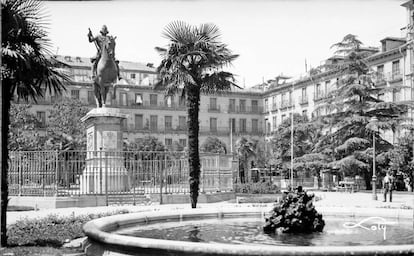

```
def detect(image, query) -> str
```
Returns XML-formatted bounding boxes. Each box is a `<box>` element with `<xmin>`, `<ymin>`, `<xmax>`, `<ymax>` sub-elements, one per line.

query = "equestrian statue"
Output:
<box><xmin>88</xmin><ymin>25</ymin><xmax>121</xmax><ymax>108</ymax></box>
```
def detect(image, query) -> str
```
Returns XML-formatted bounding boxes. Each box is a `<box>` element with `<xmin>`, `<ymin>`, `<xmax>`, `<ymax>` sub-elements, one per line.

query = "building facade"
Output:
<box><xmin>19</xmin><ymin>1</ymin><xmax>414</xmax><ymax>153</ymax></box>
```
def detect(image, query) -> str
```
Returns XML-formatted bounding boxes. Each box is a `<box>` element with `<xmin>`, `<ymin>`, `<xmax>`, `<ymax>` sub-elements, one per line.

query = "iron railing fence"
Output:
<box><xmin>8</xmin><ymin>150</ymin><xmax>235</xmax><ymax>197</ymax></box>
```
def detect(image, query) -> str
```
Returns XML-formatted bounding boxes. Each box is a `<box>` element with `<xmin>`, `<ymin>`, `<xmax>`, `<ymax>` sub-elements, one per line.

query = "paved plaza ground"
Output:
<box><xmin>7</xmin><ymin>191</ymin><xmax>414</xmax><ymax>225</ymax></box>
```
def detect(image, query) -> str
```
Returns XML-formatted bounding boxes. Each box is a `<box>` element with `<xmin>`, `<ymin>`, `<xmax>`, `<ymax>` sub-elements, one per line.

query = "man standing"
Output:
<box><xmin>88</xmin><ymin>25</ymin><xmax>121</xmax><ymax>79</ymax></box>
<box><xmin>383</xmin><ymin>172</ymin><xmax>394</xmax><ymax>202</ymax></box>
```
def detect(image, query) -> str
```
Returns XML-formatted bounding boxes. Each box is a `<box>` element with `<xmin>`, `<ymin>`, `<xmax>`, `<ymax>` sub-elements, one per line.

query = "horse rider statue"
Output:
<box><xmin>88</xmin><ymin>25</ymin><xmax>121</xmax><ymax>80</ymax></box>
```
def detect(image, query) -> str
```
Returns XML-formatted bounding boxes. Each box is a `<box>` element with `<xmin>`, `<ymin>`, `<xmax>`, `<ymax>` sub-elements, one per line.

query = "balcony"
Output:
<box><xmin>228</xmin><ymin>105</ymin><xmax>263</xmax><ymax>114</ymax></box>
<box><xmin>373</xmin><ymin>71</ymin><xmax>403</xmax><ymax>85</ymax></box>
<box><xmin>122</xmin><ymin>124</ymin><xmax>188</xmax><ymax>134</ymax></box>
<box><xmin>199</xmin><ymin>126</ymin><xmax>264</xmax><ymax>136</ymax></box>
<box><xmin>313</xmin><ymin>92</ymin><xmax>326</xmax><ymax>102</ymax></box>
<box><xmin>128</xmin><ymin>101</ymin><xmax>186</xmax><ymax>110</ymax></box>
<box><xmin>280</xmin><ymin>100</ymin><xmax>293</xmax><ymax>109</ymax></box>
<box><xmin>208</xmin><ymin>104</ymin><xmax>221</xmax><ymax>112</ymax></box>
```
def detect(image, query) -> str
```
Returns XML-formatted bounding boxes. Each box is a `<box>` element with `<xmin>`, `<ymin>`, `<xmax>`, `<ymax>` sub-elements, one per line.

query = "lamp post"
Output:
<box><xmin>290</xmin><ymin>84</ymin><xmax>294</xmax><ymax>189</ymax></box>
<box><xmin>371</xmin><ymin>116</ymin><xmax>378</xmax><ymax>201</ymax></box>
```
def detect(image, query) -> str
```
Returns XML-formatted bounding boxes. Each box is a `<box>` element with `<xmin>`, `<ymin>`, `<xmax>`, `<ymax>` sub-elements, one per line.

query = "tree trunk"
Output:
<box><xmin>1</xmin><ymin>80</ymin><xmax>10</xmax><ymax>246</ymax></box>
<box><xmin>187</xmin><ymin>85</ymin><xmax>200</xmax><ymax>208</ymax></box>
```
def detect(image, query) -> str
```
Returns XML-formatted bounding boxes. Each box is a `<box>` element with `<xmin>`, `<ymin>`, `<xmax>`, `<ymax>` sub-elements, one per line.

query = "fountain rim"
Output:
<box><xmin>83</xmin><ymin>206</ymin><xmax>414</xmax><ymax>256</ymax></box>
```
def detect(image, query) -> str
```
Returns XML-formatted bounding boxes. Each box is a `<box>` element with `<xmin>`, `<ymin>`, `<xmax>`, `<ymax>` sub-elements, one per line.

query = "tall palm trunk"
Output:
<box><xmin>187</xmin><ymin>84</ymin><xmax>200</xmax><ymax>208</ymax></box>
<box><xmin>1</xmin><ymin>80</ymin><xmax>10</xmax><ymax>246</ymax></box>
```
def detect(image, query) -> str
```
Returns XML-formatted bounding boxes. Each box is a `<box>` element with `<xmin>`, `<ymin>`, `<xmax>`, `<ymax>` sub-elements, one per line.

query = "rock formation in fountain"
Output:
<box><xmin>263</xmin><ymin>187</ymin><xmax>325</xmax><ymax>233</ymax></box>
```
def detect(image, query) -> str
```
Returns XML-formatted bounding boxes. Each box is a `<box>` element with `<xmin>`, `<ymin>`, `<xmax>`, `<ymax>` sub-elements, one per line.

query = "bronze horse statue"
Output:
<box><xmin>94</xmin><ymin>36</ymin><xmax>118</xmax><ymax>107</ymax></box>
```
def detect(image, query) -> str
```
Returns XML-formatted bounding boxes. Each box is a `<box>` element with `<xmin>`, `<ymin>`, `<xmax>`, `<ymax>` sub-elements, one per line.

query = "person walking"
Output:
<box><xmin>383</xmin><ymin>172</ymin><xmax>394</xmax><ymax>202</ymax></box>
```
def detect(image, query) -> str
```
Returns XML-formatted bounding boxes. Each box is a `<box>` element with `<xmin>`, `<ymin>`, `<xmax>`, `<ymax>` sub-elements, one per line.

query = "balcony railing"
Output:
<box><xmin>280</xmin><ymin>100</ymin><xmax>293</xmax><ymax>109</ymax></box>
<box><xmin>314</xmin><ymin>92</ymin><xmax>326</xmax><ymax>101</ymax></box>
<box><xmin>208</xmin><ymin>104</ymin><xmax>221</xmax><ymax>112</ymax></box>
<box><xmin>122</xmin><ymin>125</ymin><xmax>188</xmax><ymax>134</ymax></box>
<box><xmin>373</xmin><ymin>71</ymin><xmax>403</xmax><ymax>85</ymax></box>
<box><xmin>228</xmin><ymin>105</ymin><xmax>264</xmax><ymax>114</ymax></box>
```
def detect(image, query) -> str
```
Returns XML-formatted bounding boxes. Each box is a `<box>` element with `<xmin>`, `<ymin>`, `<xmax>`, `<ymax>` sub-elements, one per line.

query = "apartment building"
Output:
<box><xmin>27</xmin><ymin>55</ymin><xmax>264</xmax><ymax>153</ymax></box>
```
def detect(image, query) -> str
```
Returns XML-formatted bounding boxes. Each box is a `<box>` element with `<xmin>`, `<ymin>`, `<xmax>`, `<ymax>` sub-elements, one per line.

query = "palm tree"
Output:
<box><xmin>235</xmin><ymin>137</ymin><xmax>256</xmax><ymax>183</ymax></box>
<box><xmin>1</xmin><ymin>0</ymin><xmax>70</xmax><ymax>245</ymax></box>
<box><xmin>155</xmin><ymin>21</ymin><xmax>238</xmax><ymax>208</ymax></box>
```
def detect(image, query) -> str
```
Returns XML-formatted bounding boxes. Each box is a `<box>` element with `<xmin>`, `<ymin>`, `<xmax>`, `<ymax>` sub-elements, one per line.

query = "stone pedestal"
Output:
<box><xmin>80</xmin><ymin>108</ymin><xmax>130</xmax><ymax>194</ymax></box>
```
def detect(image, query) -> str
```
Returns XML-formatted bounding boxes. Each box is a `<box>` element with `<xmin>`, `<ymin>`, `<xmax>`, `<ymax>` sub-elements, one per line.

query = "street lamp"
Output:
<box><xmin>371</xmin><ymin>116</ymin><xmax>378</xmax><ymax>201</ymax></box>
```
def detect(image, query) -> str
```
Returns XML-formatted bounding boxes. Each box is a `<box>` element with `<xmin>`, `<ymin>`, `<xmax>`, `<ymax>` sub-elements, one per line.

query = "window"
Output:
<box><xmin>71</xmin><ymin>90</ymin><xmax>79</xmax><ymax>99</ymax></box>
<box><xmin>230</xmin><ymin>118</ymin><xmax>236</xmax><ymax>132</ymax></box>
<box><xmin>87</xmin><ymin>91</ymin><xmax>95</xmax><ymax>105</ymax></box>
<box><xmin>251</xmin><ymin>100</ymin><xmax>258</xmax><ymax>112</ymax></box>
<box><xmin>252</xmin><ymin>119</ymin><xmax>258</xmax><ymax>133</ymax></box>
<box><xmin>150</xmin><ymin>115</ymin><xmax>158</xmax><ymax>130</ymax></box>
<box><xmin>179</xmin><ymin>139</ymin><xmax>187</xmax><ymax>147</ymax></box>
<box><xmin>266</xmin><ymin>120</ymin><xmax>270</xmax><ymax>134</ymax></box>
<box><xmin>239</xmin><ymin>99</ymin><xmax>246</xmax><ymax>112</ymax></box>
<box><xmin>150</xmin><ymin>94</ymin><xmax>157</xmax><ymax>106</ymax></box>
<box><xmin>210</xmin><ymin>117</ymin><xmax>217</xmax><ymax>132</ymax></box>
<box><xmin>272</xmin><ymin>96</ymin><xmax>277</xmax><ymax>110</ymax></box>
<box><xmin>179</xmin><ymin>96</ymin><xmax>186</xmax><ymax>107</ymax></box>
<box><xmin>392</xmin><ymin>60</ymin><xmax>400</xmax><ymax>78</ymax></box>
<box><xmin>135</xmin><ymin>93</ymin><xmax>143</xmax><ymax>105</ymax></box>
<box><xmin>36</xmin><ymin>111</ymin><xmax>46</xmax><ymax>127</ymax></box>
<box><xmin>165</xmin><ymin>138</ymin><xmax>173</xmax><ymax>147</ymax></box>
<box><xmin>121</xmin><ymin>119</ymin><xmax>128</xmax><ymax>130</ymax></box>
<box><xmin>135</xmin><ymin>114</ymin><xmax>143</xmax><ymax>130</ymax></box>
<box><xmin>264</xmin><ymin>99</ymin><xmax>269</xmax><ymax>112</ymax></box>
<box><xmin>325</xmin><ymin>80</ymin><xmax>330</xmax><ymax>94</ymax></box>
<box><xmin>301</xmin><ymin>88</ymin><xmax>307</xmax><ymax>103</ymax></box>
<box><xmin>165</xmin><ymin>116</ymin><xmax>172</xmax><ymax>130</ymax></box>
<box><xmin>209</xmin><ymin>98</ymin><xmax>217</xmax><ymax>111</ymax></box>
<box><xmin>229</xmin><ymin>99</ymin><xmax>236</xmax><ymax>112</ymax></box>
<box><xmin>239</xmin><ymin>119</ymin><xmax>246</xmax><ymax>133</ymax></box>
<box><xmin>179</xmin><ymin>116</ymin><xmax>187</xmax><ymax>130</ymax></box>
<box><xmin>130</xmin><ymin>73</ymin><xmax>136</xmax><ymax>79</ymax></box>
<box><xmin>316</xmin><ymin>84</ymin><xmax>322</xmax><ymax>99</ymax></box>
<box><xmin>393</xmin><ymin>90</ymin><xmax>401</xmax><ymax>102</ymax></box>
<box><xmin>165</xmin><ymin>95</ymin><xmax>173</xmax><ymax>108</ymax></box>
<box><xmin>272</xmin><ymin>116</ymin><xmax>277</xmax><ymax>130</ymax></box>
<box><xmin>281</xmin><ymin>93</ymin><xmax>287</xmax><ymax>107</ymax></box>
<box><xmin>377</xmin><ymin>65</ymin><xmax>384</xmax><ymax>76</ymax></box>
<box><xmin>119</xmin><ymin>92</ymin><xmax>128</xmax><ymax>106</ymax></box>
<box><xmin>282</xmin><ymin>114</ymin><xmax>286</xmax><ymax>121</ymax></box>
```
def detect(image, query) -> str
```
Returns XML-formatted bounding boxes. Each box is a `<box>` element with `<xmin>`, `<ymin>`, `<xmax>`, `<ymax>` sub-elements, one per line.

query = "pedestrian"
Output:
<box><xmin>383</xmin><ymin>172</ymin><xmax>394</xmax><ymax>202</ymax></box>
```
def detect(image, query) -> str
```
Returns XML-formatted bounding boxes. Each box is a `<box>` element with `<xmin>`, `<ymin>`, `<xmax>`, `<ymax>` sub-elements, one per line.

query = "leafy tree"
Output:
<box><xmin>293</xmin><ymin>153</ymin><xmax>329</xmax><ymax>188</ymax></box>
<box><xmin>271</xmin><ymin>113</ymin><xmax>323</xmax><ymax>171</ymax></box>
<box><xmin>155</xmin><ymin>21</ymin><xmax>238</xmax><ymax>208</ymax></box>
<box><xmin>315</xmin><ymin>34</ymin><xmax>408</xmax><ymax>187</ymax></box>
<box><xmin>235</xmin><ymin>137</ymin><xmax>256</xmax><ymax>183</ymax></box>
<box><xmin>8</xmin><ymin>104</ymin><xmax>45</xmax><ymax>151</ymax></box>
<box><xmin>124</xmin><ymin>136</ymin><xmax>166</xmax><ymax>152</ymax></box>
<box><xmin>200</xmin><ymin>137</ymin><xmax>227</xmax><ymax>154</ymax></box>
<box><xmin>46</xmin><ymin>97</ymin><xmax>89</xmax><ymax>150</ymax></box>
<box><xmin>1</xmin><ymin>0</ymin><xmax>70</xmax><ymax>245</ymax></box>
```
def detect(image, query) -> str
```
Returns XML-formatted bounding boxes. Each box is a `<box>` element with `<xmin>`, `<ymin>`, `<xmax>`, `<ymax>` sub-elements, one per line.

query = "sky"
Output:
<box><xmin>44</xmin><ymin>0</ymin><xmax>408</xmax><ymax>88</ymax></box>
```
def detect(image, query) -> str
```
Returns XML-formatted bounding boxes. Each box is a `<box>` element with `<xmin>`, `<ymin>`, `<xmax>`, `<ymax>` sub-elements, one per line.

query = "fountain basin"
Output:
<box><xmin>83</xmin><ymin>206</ymin><xmax>414</xmax><ymax>256</ymax></box>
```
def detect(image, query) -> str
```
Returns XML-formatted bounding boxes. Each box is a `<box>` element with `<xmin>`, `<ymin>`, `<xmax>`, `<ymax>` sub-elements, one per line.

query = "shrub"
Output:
<box><xmin>263</xmin><ymin>189</ymin><xmax>325</xmax><ymax>234</ymax></box>
<box><xmin>7</xmin><ymin>209</ymin><xmax>130</xmax><ymax>247</ymax></box>
<box><xmin>234</xmin><ymin>181</ymin><xmax>278</xmax><ymax>194</ymax></box>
